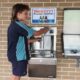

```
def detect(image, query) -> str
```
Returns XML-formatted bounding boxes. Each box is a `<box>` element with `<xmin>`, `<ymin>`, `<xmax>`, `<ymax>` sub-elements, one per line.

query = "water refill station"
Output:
<box><xmin>62</xmin><ymin>8</ymin><xmax>80</xmax><ymax>67</ymax></box>
<box><xmin>27</xmin><ymin>8</ymin><xmax>57</xmax><ymax>79</ymax></box>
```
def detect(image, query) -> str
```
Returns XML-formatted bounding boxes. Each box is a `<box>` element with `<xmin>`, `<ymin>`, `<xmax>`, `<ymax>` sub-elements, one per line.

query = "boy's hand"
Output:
<box><xmin>33</xmin><ymin>26</ymin><xmax>51</xmax><ymax>37</ymax></box>
<box><xmin>42</xmin><ymin>26</ymin><xmax>50</xmax><ymax>33</ymax></box>
<box><xmin>28</xmin><ymin>38</ymin><xmax>41</xmax><ymax>43</ymax></box>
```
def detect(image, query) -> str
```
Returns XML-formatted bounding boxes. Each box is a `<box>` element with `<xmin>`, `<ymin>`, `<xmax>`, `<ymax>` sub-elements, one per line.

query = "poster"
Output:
<box><xmin>31</xmin><ymin>8</ymin><xmax>56</xmax><ymax>25</ymax></box>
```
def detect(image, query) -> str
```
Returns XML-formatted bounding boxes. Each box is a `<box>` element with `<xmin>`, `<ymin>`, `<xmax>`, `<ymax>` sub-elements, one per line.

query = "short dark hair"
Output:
<box><xmin>11</xmin><ymin>3</ymin><xmax>30</xmax><ymax>21</ymax></box>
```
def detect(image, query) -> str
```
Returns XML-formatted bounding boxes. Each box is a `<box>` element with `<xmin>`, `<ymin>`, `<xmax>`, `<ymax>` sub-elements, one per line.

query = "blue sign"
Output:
<box><xmin>31</xmin><ymin>8</ymin><xmax>57</xmax><ymax>25</ymax></box>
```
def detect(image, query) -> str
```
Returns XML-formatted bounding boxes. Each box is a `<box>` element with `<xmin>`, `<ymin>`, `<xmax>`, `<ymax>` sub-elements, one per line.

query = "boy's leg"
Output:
<box><xmin>10</xmin><ymin>75</ymin><xmax>20</xmax><ymax>80</ymax></box>
<box><xmin>11</xmin><ymin>61</ymin><xmax>28</xmax><ymax>80</ymax></box>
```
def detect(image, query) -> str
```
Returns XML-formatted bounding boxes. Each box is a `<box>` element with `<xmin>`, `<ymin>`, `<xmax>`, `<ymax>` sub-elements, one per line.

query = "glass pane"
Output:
<box><xmin>64</xmin><ymin>10</ymin><xmax>80</xmax><ymax>34</ymax></box>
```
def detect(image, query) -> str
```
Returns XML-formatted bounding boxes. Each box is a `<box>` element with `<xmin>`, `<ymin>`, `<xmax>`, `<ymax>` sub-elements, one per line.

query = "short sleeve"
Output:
<box><xmin>15</xmin><ymin>21</ymin><xmax>36</xmax><ymax>38</ymax></box>
<box><xmin>27</xmin><ymin>28</ymin><xmax>36</xmax><ymax>38</ymax></box>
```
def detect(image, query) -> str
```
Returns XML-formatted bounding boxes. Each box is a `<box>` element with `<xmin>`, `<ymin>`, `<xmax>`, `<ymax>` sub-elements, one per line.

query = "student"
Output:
<box><xmin>7</xmin><ymin>3</ymin><xmax>49</xmax><ymax>80</ymax></box>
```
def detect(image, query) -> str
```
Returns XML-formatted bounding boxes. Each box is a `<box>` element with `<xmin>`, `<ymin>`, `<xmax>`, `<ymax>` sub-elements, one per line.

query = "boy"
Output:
<box><xmin>7</xmin><ymin>3</ymin><xmax>49</xmax><ymax>80</ymax></box>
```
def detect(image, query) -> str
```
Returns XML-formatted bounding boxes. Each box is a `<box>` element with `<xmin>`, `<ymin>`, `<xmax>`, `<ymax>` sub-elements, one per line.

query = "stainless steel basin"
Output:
<box><xmin>29</xmin><ymin>58</ymin><xmax>57</xmax><ymax>65</ymax></box>
<box><xmin>28</xmin><ymin>58</ymin><xmax>57</xmax><ymax>78</ymax></box>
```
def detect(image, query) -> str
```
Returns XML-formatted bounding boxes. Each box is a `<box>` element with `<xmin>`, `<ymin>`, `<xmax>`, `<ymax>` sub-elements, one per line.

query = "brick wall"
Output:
<box><xmin>0</xmin><ymin>0</ymin><xmax>80</xmax><ymax>80</ymax></box>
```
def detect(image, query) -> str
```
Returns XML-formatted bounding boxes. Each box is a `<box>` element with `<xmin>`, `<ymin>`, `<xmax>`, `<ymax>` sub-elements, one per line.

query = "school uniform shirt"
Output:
<box><xmin>7</xmin><ymin>20</ymin><xmax>35</xmax><ymax>62</ymax></box>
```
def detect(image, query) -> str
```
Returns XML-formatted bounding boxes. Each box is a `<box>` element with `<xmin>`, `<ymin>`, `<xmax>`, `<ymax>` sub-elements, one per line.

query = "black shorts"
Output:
<box><xmin>11</xmin><ymin>60</ymin><xmax>28</xmax><ymax>76</ymax></box>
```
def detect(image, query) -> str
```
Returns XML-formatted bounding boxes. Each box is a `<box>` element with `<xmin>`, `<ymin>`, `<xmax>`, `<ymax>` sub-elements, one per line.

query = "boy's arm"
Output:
<box><xmin>28</xmin><ymin>27</ymin><xmax>50</xmax><ymax>43</ymax></box>
<box><xmin>16</xmin><ymin>21</ymin><xmax>49</xmax><ymax>38</ymax></box>
<box><xmin>28</xmin><ymin>38</ymin><xmax>41</xmax><ymax>44</ymax></box>
<box><xmin>33</xmin><ymin>27</ymin><xmax>50</xmax><ymax>37</ymax></box>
